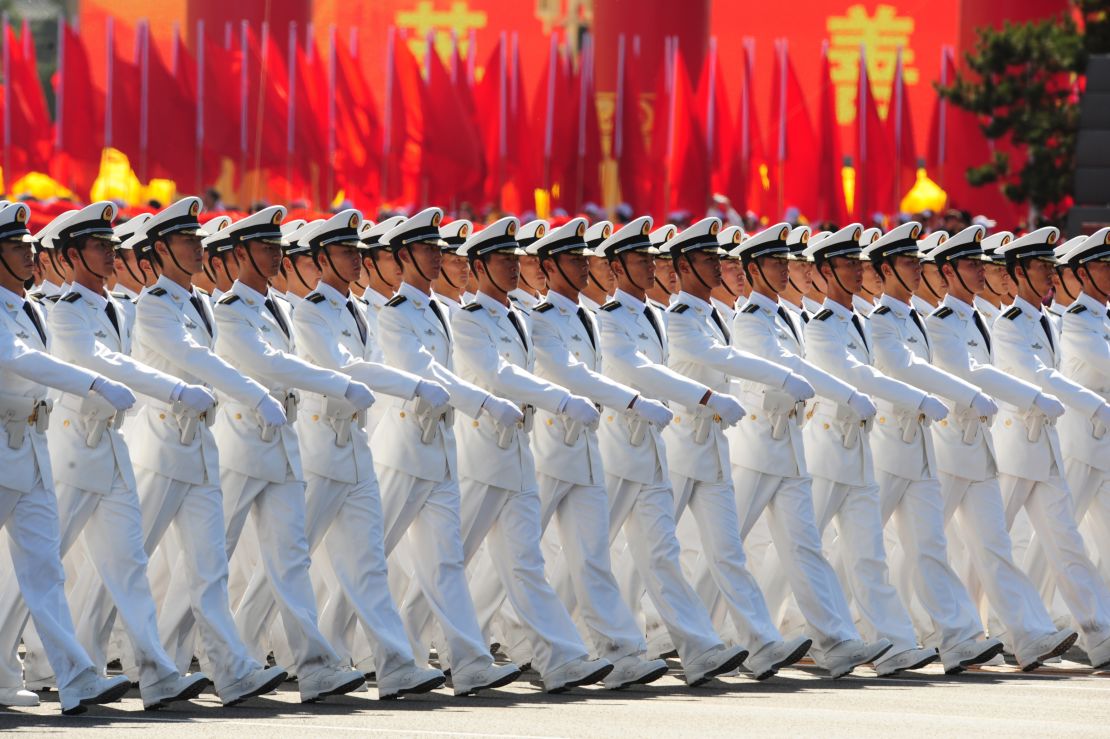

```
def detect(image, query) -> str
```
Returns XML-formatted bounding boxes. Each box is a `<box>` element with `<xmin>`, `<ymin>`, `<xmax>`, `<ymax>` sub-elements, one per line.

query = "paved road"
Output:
<box><xmin>3</xmin><ymin>660</ymin><xmax>1109</xmax><ymax>737</ymax></box>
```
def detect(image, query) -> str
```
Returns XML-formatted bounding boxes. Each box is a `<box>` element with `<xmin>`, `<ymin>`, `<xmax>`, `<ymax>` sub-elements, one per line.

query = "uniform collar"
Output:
<box><xmin>231</xmin><ymin>279</ymin><xmax>267</xmax><ymax>307</ymax></box>
<box><xmin>432</xmin><ymin>290</ymin><xmax>461</xmax><ymax>311</ymax></box>
<box><xmin>612</xmin><ymin>288</ymin><xmax>645</xmax><ymax>312</ymax></box>
<box><xmin>114</xmin><ymin>284</ymin><xmax>140</xmax><ymax>300</ymax></box>
<box><xmin>822</xmin><ymin>297</ymin><xmax>855</xmax><ymax>320</ymax></box>
<box><xmin>545</xmin><ymin>289</ymin><xmax>580</xmax><ymax>313</ymax></box>
<box><xmin>779</xmin><ymin>296</ymin><xmax>803</xmax><ymax>314</ymax></box>
<box><xmin>154</xmin><ymin>274</ymin><xmax>193</xmax><ymax>303</ymax></box>
<box><xmin>475</xmin><ymin>290</ymin><xmax>512</xmax><ymax>319</ymax></box>
<box><xmin>676</xmin><ymin>290</ymin><xmax>712</xmax><ymax>313</ymax></box>
<box><xmin>943</xmin><ymin>293</ymin><xmax>975</xmax><ymax>317</ymax></box>
<box><xmin>71</xmin><ymin>280</ymin><xmax>108</xmax><ymax>309</ymax></box>
<box><xmin>1074</xmin><ymin>291</ymin><xmax>1107</xmax><ymax>313</ymax></box>
<box><xmin>314</xmin><ymin>280</ymin><xmax>349</xmax><ymax>306</ymax></box>
<box><xmin>37</xmin><ymin>279</ymin><xmax>63</xmax><ymax>297</ymax></box>
<box><xmin>362</xmin><ymin>286</ymin><xmax>391</xmax><ymax>308</ymax></box>
<box><xmin>398</xmin><ymin>281</ymin><xmax>432</xmax><ymax>305</ymax></box>
<box><xmin>747</xmin><ymin>290</ymin><xmax>779</xmax><ymax>314</ymax></box>
<box><xmin>1012</xmin><ymin>295</ymin><xmax>1042</xmax><ymax>319</ymax></box>
<box><xmin>878</xmin><ymin>293</ymin><xmax>912</xmax><ymax>316</ymax></box>
<box><xmin>0</xmin><ymin>284</ymin><xmax>27</xmax><ymax>312</ymax></box>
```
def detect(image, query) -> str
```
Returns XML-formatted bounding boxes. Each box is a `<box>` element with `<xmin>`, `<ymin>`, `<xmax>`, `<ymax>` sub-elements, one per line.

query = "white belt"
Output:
<box><xmin>0</xmin><ymin>392</ymin><xmax>51</xmax><ymax>449</ymax></box>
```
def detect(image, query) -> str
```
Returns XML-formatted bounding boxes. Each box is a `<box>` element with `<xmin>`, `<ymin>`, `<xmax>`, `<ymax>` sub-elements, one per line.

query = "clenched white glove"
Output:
<box><xmin>343</xmin><ymin>381</ymin><xmax>376</xmax><ymax>411</ymax></box>
<box><xmin>255</xmin><ymin>394</ymin><xmax>288</xmax><ymax>426</ymax></box>
<box><xmin>846</xmin><ymin>391</ymin><xmax>877</xmax><ymax>420</ymax></box>
<box><xmin>918</xmin><ymin>395</ymin><xmax>949</xmax><ymax>423</ymax></box>
<box><xmin>632</xmin><ymin>396</ymin><xmax>673</xmax><ymax>426</ymax></box>
<box><xmin>969</xmin><ymin>392</ymin><xmax>998</xmax><ymax>418</ymax></box>
<box><xmin>415</xmin><ymin>380</ymin><xmax>451</xmax><ymax>408</ymax></box>
<box><xmin>561</xmin><ymin>395</ymin><xmax>601</xmax><ymax>426</ymax></box>
<box><xmin>1032</xmin><ymin>392</ymin><xmax>1065</xmax><ymax>419</ymax></box>
<box><xmin>482</xmin><ymin>395</ymin><xmax>524</xmax><ymax>427</ymax></box>
<box><xmin>781</xmin><ymin>373</ymin><xmax>815</xmax><ymax>402</ymax></box>
<box><xmin>1094</xmin><ymin>403</ymin><xmax>1110</xmax><ymax>429</ymax></box>
<box><xmin>90</xmin><ymin>376</ymin><xmax>136</xmax><ymax>412</ymax></box>
<box><xmin>705</xmin><ymin>392</ymin><xmax>745</xmax><ymax>425</ymax></box>
<box><xmin>176</xmin><ymin>384</ymin><xmax>216</xmax><ymax>414</ymax></box>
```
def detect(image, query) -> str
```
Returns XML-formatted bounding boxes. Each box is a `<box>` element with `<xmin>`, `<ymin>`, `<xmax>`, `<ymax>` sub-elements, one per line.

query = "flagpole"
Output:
<box><xmin>665</xmin><ymin>36</ymin><xmax>678</xmax><ymax>218</ymax></box>
<box><xmin>2</xmin><ymin>13</ymin><xmax>11</xmax><ymax>189</ymax></box>
<box><xmin>938</xmin><ymin>46</ymin><xmax>948</xmax><ymax>189</ymax></box>
<box><xmin>239</xmin><ymin>21</ymin><xmax>248</xmax><ymax>204</ymax></box>
<box><xmin>105</xmin><ymin>15</ymin><xmax>114</xmax><ymax>152</ymax></box>
<box><xmin>858</xmin><ymin>43</ymin><xmax>866</xmax><ymax>220</ymax></box>
<box><xmin>706</xmin><ymin>36</ymin><xmax>717</xmax><ymax>178</ymax></box>
<box><xmin>741</xmin><ymin>38</ymin><xmax>753</xmax><ymax>204</ymax></box>
<box><xmin>139</xmin><ymin>20</ymin><xmax>150</xmax><ymax>183</ymax></box>
<box><xmin>196</xmin><ymin>19</ymin><xmax>205</xmax><ymax>194</ymax></box>
<box><xmin>497</xmin><ymin>31</ymin><xmax>507</xmax><ymax>209</ymax></box>
<box><xmin>327</xmin><ymin>24</ymin><xmax>336</xmax><ymax>206</ymax></box>
<box><xmin>287</xmin><ymin>21</ymin><xmax>296</xmax><ymax>204</ymax></box>
<box><xmin>542</xmin><ymin>33</ymin><xmax>557</xmax><ymax>195</ymax></box>
<box><xmin>893</xmin><ymin>46</ymin><xmax>904</xmax><ymax>211</ymax></box>
<box><xmin>575</xmin><ymin>32</ymin><xmax>591</xmax><ymax>212</ymax></box>
<box><xmin>382</xmin><ymin>26</ymin><xmax>395</xmax><ymax>203</ymax></box>
<box><xmin>423</xmin><ymin>29</ymin><xmax>435</xmax><ymax>207</ymax></box>
<box><xmin>777</xmin><ymin>39</ymin><xmax>786</xmax><ymax>219</ymax></box>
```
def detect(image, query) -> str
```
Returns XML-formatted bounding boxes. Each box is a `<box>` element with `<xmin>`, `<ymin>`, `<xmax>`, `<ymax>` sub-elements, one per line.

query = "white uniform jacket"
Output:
<box><xmin>594</xmin><ymin>289</ymin><xmax>707</xmax><ymax>484</ymax></box>
<box><xmin>728</xmin><ymin>291</ymin><xmax>857</xmax><ymax>479</ymax></box>
<box><xmin>802</xmin><ymin>298</ymin><xmax>928</xmax><ymax>486</ymax></box>
<box><xmin>371</xmin><ymin>282</ymin><xmax>489</xmax><ymax>483</ymax></box>
<box><xmin>1057</xmin><ymin>292</ymin><xmax>1110</xmax><ymax>472</ymax></box>
<box><xmin>127</xmin><ymin>276</ymin><xmax>270</xmax><ymax>485</ymax></box>
<box><xmin>291</xmin><ymin>281</ymin><xmax>421</xmax><ymax>485</ymax></box>
<box><xmin>451</xmin><ymin>291</ymin><xmax>571</xmax><ymax>490</ymax></box>
<box><xmin>991</xmin><ymin>295</ymin><xmax>1105</xmax><ymax>481</ymax></box>
<box><xmin>529</xmin><ymin>290</ymin><xmax>637</xmax><ymax>487</ymax></box>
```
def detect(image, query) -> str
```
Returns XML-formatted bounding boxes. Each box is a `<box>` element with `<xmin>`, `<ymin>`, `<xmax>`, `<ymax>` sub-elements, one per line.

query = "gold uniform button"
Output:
<box><xmin>312</xmin><ymin>414</ymin><xmax>319</xmax><ymax>421</ymax></box>
<box><xmin>713</xmin><ymin>414</ymin><xmax>721</xmax><ymax>422</ymax></box>
<box><xmin>472</xmin><ymin>420</ymin><xmax>479</xmax><ymax>427</ymax></box>
<box><xmin>940</xmin><ymin>419</ymin><xmax>948</xmax><ymax>427</ymax></box>
<box><xmin>399</xmin><ymin>411</ymin><xmax>406</xmax><ymax>418</ymax></box>
<box><xmin>878</xmin><ymin>416</ymin><xmax>886</xmax><ymax>424</ymax></box>
<box><xmin>235</xmin><ymin>413</ymin><xmax>242</xmax><ymax>420</ymax></box>
<box><xmin>1004</xmin><ymin>419</ymin><xmax>1012</xmax><ymax>427</ymax></box>
<box><xmin>546</xmin><ymin>418</ymin><xmax>553</xmax><ymax>426</ymax></box>
<box><xmin>63</xmin><ymin>419</ymin><xmax>70</xmax><ymax>427</ymax></box>
<box><xmin>823</xmin><ymin>422</ymin><xmax>830</xmax><ymax>430</ymax></box>
<box><xmin>749</xmin><ymin>414</ymin><xmax>757</xmax><ymax>420</ymax></box>
<box><xmin>607</xmin><ymin>416</ymin><xmax>614</xmax><ymax>422</ymax></box>
<box><xmin>674</xmin><ymin>416</ymin><xmax>681</xmax><ymax>424</ymax></box>
<box><xmin>574</xmin><ymin>352</ymin><xmax>580</xmax><ymax>358</ymax></box>
<box><xmin>159</xmin><ymin>413</ymin><xmax>166</xmax><ymax>420</ymax></box>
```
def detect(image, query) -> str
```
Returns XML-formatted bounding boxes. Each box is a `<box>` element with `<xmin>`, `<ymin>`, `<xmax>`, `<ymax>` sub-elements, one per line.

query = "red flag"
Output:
<box><xmin>532</xmin><ymin>34</ymin><xmax>571</xmax><ymax>199</ymax></box>
<box><xmin>51</xmin><ymin>20</ymin><xmax>104</xmax><ymax>194</ymax></box>
<box><xmin>332</xmin><ymin>33</ymin><xmax>382</xmax><ymax>209</ymax></box>
<box><xmin>563</xmin><ymin>33</ymin><xmax>602</xmax><ymax>213</ymax></box>
<box><xmin>145</xmin><ymin>30</ymin><xmax>196</xmax><ymax>184</ymax></box>
<box><xmin>650</xmin><ymin>40</ymin><xmax>709</xmax><ymax>219</ymax></box>
<box><xmin>381</xmin><ymin>29</ymin><xmax>424</xmax><ymax>206</ymax></box>
<box><xmin>815</xmin><ymin>41</ymin><xmax>847</xmax><ymax>224</ymax></box>
<box><xmin>106</xmin><ymin>19</ymin><xmax>142</xmax><ymax>166</ymax></box>
<box><xmin>615</xmin><ymin>34</ymin><xmax>651</xmax><ymax>213</ymax></box>
<box><xmin>886</xmin><ymin>47</ymin><xmax>917</xmax><ymax>210</ymax></box>
<box><xmin>723</xmin><ymin>38</ymin><xmax>767</xmax><ymax>215</ymax></box>
<box><xmin>767</xmin><ymin>39</ymin><xmax>817</xmax><ymax>219</ymax></box>
<box><xmin>423</xmin><ymin>35</ymin><xmax>485</xmax><ymax>208</ymax></box>
<box><xmin>852</xmin><ymin>45</ymin><xmax>893</xmax><ymax>222</ymax></box>
<box><xmin>696</xmin><ymin>37</ymin><xmax>732</xmax><ymax>196</ymax></box>
<box><xmin>2</xmin><ymin>20</ymin><xmax>52</xmax><ymax>182</ymax></box>
<box><xmin>196</xmin><ymin>22</ymin><xmax>242</xmax><ymax>188</ymax></box>
<box><xmin>242</xmin><ymin>25</ymin><xmax>290</xmax><ymax>180</ymax></box>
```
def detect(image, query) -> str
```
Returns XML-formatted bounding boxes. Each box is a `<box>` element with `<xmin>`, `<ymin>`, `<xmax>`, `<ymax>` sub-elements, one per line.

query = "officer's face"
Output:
<box><xmin>984</xmin><ymin>263</ymin><xmax>1014</xmax><ymax>295</ymax></box>
<box><xmin>0</xmin><ymin>241</ymin><xmax>33</xmax><ymax>281</ymax></box>
<box><xmin>720</xmin><ymin>258</ymin><xmax>745</xmax><ymax>294</ymax></box>
<box><xmin>439</xmin><ymin>252</ymin><xmax>470</xmax><ymax>289</ymax></box>
<box><xmin>787</xmin><ymin>259</ymin><xmax>813</xmax><ymax>292</ymax></box>
<box><xmin>827</xmin><ymin>256</ymin><xmax>864</xmax><ymax>292</ymax></box>
<box><xmin>653</xmin><ymin>257</ymin><xmax>676</xmax><ymax>292</ymax></box>
<box><xmin>483</xmin><ymin>252</ymin><xmax>519</xmax><ymax>290</ymax></box>
<box><xmin>286</xmin><ymin>254</ymin><xmax>321</xmax><ymax>287</ymax></box>
<box><xmin>588</xmin><ymin>256</ymin><xmax>616</xmax><ymax>293</ymax></box>
<box><xmin>115</xmin><ymin>248</ymin><xmax>148</xmax><ymax>283</ymax></box>
<box><xmin>164</xmin><ymin>233</ymin><xmax>204</xmax><ymax>274</ymax></box>
<box><xmin>620</xmin><ymin>252</ymin><xmax>656</xmax><ymax>289</ymax></box>
<box><xmin>757</xmin><ymin>256</ymin><xmax>790</xmax><ymax>293</ymax></box>
<box><xmin>1020</xmin><ymin>258</ymin><xmax>1055</xmax><ymax>296</ymax></box>
<box><xmin>684</xmin><ymin>251</ymin><xmax>722</xmax><ymax>288</ymax></box>
<box><xmin>921</xmin><ymin>262</ymin><xmax>947</xmax><ymax>293</ymax></box>
<box><xmin>1082</xmin><ymin>261</ymin><xmax>1110</xmax><ymax>299</ymax></box>
<box><xmin>327</xmin><ymin>244</ymin><xmax>363</xmax><ymax>283</ymax></box>
<box><xmin>952</xmin><ymin>257</ymin><xmax>986</xmax><ymax>293</ymax></box>
<box><xmin>408</xmin><ymin>241</ymin><xmax>442</xmax><ymax>280</ymax></box>
<box><xmin>519</xmin><ymin>255</ymin><xmax>547</xmax><ymax>292</ymax></box>
<box><xmin>552</xmin><ymin>252</ymin><xmax>589</xmax><ymax>292</ymax></box>
<box><xmin>364</xmin><ymin>251</ymin><xmax>402</xmax><ymax>285</ymax></box>
<box><xmin>243</xmin><ymin>240</ymin><xmax>282</xmax><ymax>279</ymax></box>
<box><xmin>76</xmin><ymin>237</ymin><xmax>117</xmax><ymax>277</ymax></box>
<box><xmin>888</xmin><ymin>255</ymin><xmax>922</xmax><ymax>290</ymax></box>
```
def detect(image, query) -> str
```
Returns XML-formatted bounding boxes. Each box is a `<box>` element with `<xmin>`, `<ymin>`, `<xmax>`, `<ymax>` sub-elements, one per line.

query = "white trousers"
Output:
<box><xmin>670</xmin><ymin>472</ymin><xmax>781</xmax><ymax>653</ymax></box>
<box><xmin>0</xmin><ymin>477</ymin><xmax>95</xmax><ymax>692</ymax></box>
<box><xmin>729</xmin><ymin>467</ymin><xmax>859</xmax><ymax>654</ymax></box>
<box><xmin>998</xmin><ymin>473</ymin><xmax>1110</xmax><ymax>649</ymax></box>
<box><xmin>810</xmin><ymin>476</ymin><xmax>918</xmax><ymax>653</ymax></box>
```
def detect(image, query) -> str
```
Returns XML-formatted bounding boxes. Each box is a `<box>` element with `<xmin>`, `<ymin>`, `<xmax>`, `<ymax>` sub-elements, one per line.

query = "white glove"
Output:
<box><xmin>969</xmin><ymin>392</ymin><xmax>998</xmax><ymax>418</ymax></box>
<box><xmin>918</xmin><ymin>395</ymin><xmax>949</xmax><ymax>423</ymax></box>
<box><xmin>561</xmin><ymin>395</ymin><xmax>601</xmax><ymax>426</ymax></box>
<box><xmin>846</xmin><ymin>391</ymin><xmax>877</xmax><ymax>421</ymax></box>
<box><xmin>1032</xmin><ymin>392</ymin><xmax>1066</xmax><ymax>419</ymax></box>
<box><xmin>1094</xmin><ymin>404</ymin><xmax>1110</xmax><ymax>429</ymax></box>
<box><xmin>255</xmin><ymin>394</ymin><xmax>288</xmax><ymax>426</ymax></box>
<box><xmin>482</xmin><ymin>395</ymin><xmax>524</xmax><ymax>427</ymax></box>
<box><xmin>781</xmin><ymin>373</ymin><xmax>815</xmax><ymax>402</ymax></box>
<box><xmin>415</xmin><ymin>380</ymin><xmax>451</xmax><ymax>408</ymax></box>
<box><xmin>631</xmin><ymin>396</ymin><xmax>674</xmax><ymax>426</ymax></box>
<box><xmin>90</xmin><ymin>376</ymin><xmax>136</xmax><ymax>412</ymax></box>
<box><xmin>176</xmin><ymin>384</ymin><xmax>216</xmax><ymax>414</ymax></box>
<box><xmin>343</xmin><ymin>381</ymin><xmax>376</xmax><ymax>411</ymax></box>
<box><xmin>705</xmin><ymin>392</ymin><xmax>745</xmax><ymax>425</ymax></box>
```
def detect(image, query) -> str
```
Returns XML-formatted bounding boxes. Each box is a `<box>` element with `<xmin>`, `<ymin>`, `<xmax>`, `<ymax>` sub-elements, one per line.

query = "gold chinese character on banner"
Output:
<box><xmin>395</xmin><ymin>1</ymin><xmax>488</xmax><ymax>67</ymax></box>
<box><xmin>827</xmin><ymin>4</ymin><xmax>918</xmax><ymax>125</ymax></box>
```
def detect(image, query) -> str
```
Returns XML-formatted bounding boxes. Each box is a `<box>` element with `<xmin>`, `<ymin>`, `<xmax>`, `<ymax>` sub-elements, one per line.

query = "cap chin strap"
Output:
<box><xmin>1055</xmin><ymin>266</ymin><xmax>1077</xmax><ymax>301</ymax></box>
<box><xmin>155</xmin><ymin>238</ymin><xmax>196</xmax><ymax>280</ymax></box>
<box><xmin>319</xmin><ymin>245</ymin><xmax>358</xmax><ymax>287</ymax></box>
<box><xmin>539</xmin><ymin>253</ymin><xmax>585</xmax><ymax>296</ymax></box>
<box><xmin>366</xmin><ymin>251</ymin><xmax>396</xmax><ymax>289</ymax></box>
<box><xmin>881</xmin><ymin>259</ymin><xmax>915</xmax><ymax>297</ymax></box>
<box><xmin>402</xmin><ymin>245</ymin><xmax>433</xmax><ymax>285</ymax></box>
<box><xmin>920</xmin><ymin>270</ymin><xmax>944</xmax><ymax>302</ymax></box>
<box><xmin>786</xmin><ymin>275</ymin><xmax>802</xmax><ymax>294</ymax></box>
<box><xmin>240</xmin><ymin>241</ymin><xmax>272</xmax><ymax>285</ymax></box>
<box><xmin>121</xmin><ymin>253</ymin><xmax>148</xmax><ymax>287</ymax></box>
<box><xmin>653</xmin><ymin>275</ymin><xmax>673</xmax><ymax>296</ymax></box>
<box><xmin>943</xmin><ymin>258</ymin><xmax>977</xmax><ymax>300</ymax></box>
<box><xmin>519</xmin><ymin>271</ymin><xmax>542</xmax><ymax>295</ymax></box>
<box><xmin>744</xmin><ymin>257</ymin><xmax>775</xmax><ymax>300</ymax></box>
<box><xmin>1080</xmin><ymin>264</ymin><xmax>1110</xmax><ymax>302</ymax></box>
<box><xmin>478</xmin><ymin>255</ymin><xmax>512</xmax><ymax>296</ymax></box>
<box><xmin>823</xmin><ymin>258</ymin><xmax>854</xmax><ymax>300</ymax></box>
<box><xmin>682</xmin><ymin>252</ymin><xmax>715</xmax><ymax>292</ymax></box>
<box><xmin>0</xmin><ymin>249</ymin><xmax>31</xmax><ymax>284</ymax></box>
<box><xmin>1017</xmin><ymin>258</ymin><xmax>1044</xmax><ymax>303</ymax></box>
<box><xmin>64</xmin><ymin>241</ymin><xmax>108</xmax><ymax>282</ymax></box>
<box><xmin>982</xmin><ymin>269</ymin><xmax>1005</xmax><ymax>298</ymax></box>
<box><xmin>616</xmin><ymin>254</ymin><xmax>650</xmax><ymax>294</ymax></box>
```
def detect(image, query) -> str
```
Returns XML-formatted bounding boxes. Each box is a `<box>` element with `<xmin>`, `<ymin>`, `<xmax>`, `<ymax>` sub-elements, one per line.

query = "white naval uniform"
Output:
<box><xmin>991</xmin><ymin>295</ymin><xmax>1110</xmax><ymax>653</ymax></box>
<box><xmin>662</xmin><ymin>291</ymin><xmax>792</xmax><ymax>654</ymax></box>
<box><xmin>974</xmin><ymin>295</ymin><xmax>1004</xmax><ymax>326</ymax></box>
<box><xmin>853</xmin><ymin>294</ymin><xmax>877</xmax><ymax>317</ymax></box>
<box><xmin>0</xmin><ymin>290</ymin><xmax>101</xmax><ymax>695</ymax></box>
<box><xmin>727</xmin><ymin>291</ymin><xmax>862</xmax><ymax>657</ymax></box>
<box><xmin>448</xmin><ymin>291</ymin><xmax>590</xmax><ymax>679</ymax></box>
<box><xmin>126</xmin><ymin>275</ymin><xmax>267</xmax><ymax>693</ymax></box>
<box><xmin>802</xmin><ymin>298</ymin><xmax>924</xmax><ymax>654</ymax></box>
<box><xmin>287</xmin><ymin>281</ymin><xmax>424</xmax><ymax>677</ymax></box>
<box><xmin>593</xmin><ymin>289</ymin><xmax>726</xmax><ymax>666</ymax></box>
<box><xmin>866</xmin><ymin>295</ymin><xmax>988</xmax><ymax>655</ymax></box>
<box><xmin>371</xmin><ymin>281</ymin><xmax>501</xmax><ymax>679</ymax></box>
<box><xmin>926</xmin><ymin>294</ymin><xmax>1066</xmax><ymax>659</ymax></box>
<box><xmin>12</xmin><ymin>282</ymin><xmax>185</xmax><ymax>692</ymax></box>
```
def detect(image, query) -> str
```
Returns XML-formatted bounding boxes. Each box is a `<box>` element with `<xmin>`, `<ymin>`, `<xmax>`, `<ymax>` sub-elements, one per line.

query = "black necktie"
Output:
<box><xmin>21</xmin><ymin>301</ymin><xmax>46</xmax><ymax>345</ymax></box>
<box><xmin>429</xmin><ymin>298</ymin><xmax>451</xmax><ymax>339</ymax></box>
<box><xmin>908</xmin><ymin>308</ymin><xmax>930</xmax><ymax>349</ymax></box>
<box><xmin>643</xmin><ymin>305</ymin><xmax>663</xmax><ymax>347</ymax></box>
<box><xmin>189</xmin><ymin>294</ymin><xmax>212</xmax><ymax>336</ymax></box>
<box><xmin>264</xmin><ymin>296</ymin><xmax>290</xmax><ymax>338</ymax></box>
<box><xmin>777</xmin><ymin>305</ymin><xmax>800</xmax><ymax>344</ymax></box>
<box><xmin>800</xmin><ymin>310</ymin><xmax>810</xmax><ymax>324</ymax></box>
<box><xmin>576</xmin><ymin>306</ymin><xmax>596</xmax><ymax>349</ymax></box>
<box><xmin>851</xmin><ymin>314</ymin><xmax>869</xmax><ymax>352</ymax></box>
<box><xmin>104</xmin><ymin>300</ymin><xmax>121</xmax><ymax>337</ymax></box>
<box><xmin>345</xmin><ymin>299</ymin><xmax>368</xmax><ymax>345</ymax></box>
<box><xmin>710</xmin><ymin>307</ymin><xmax>731</xmax><ymax>343</ymax></box>
<box><xmin>972</xmin><ymin>309</ymin><xmax>992</xmax><ymax>354</ymax></box>
<box><xmin>1039</xmin><ymin>312</ymin><xmax>1055</xmax><ymax>353</ymax></box>
<box><xmin>507</xmin><ymin>309</ymin><xmax>529</xmax><ymax>349</ymax></box>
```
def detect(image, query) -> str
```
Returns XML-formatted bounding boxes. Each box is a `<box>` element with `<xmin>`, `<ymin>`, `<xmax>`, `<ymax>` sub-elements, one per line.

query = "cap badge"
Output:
<box><xmin>460</xmin><ymin>223</ymin><xmax>470</xmax><ymax>238</ymax></box>
<box><xmin>15</xmin><ymin>206</ymin><xmax>28</xmax><ymax>223</ymax></box>
<box><xmin>577</xmin><ymin>222</ymin><xmax>586</xmax><ymax>237</ymax></box>
<box><xmin>102</xmin><ymin>205</ymin><xmax>114</xmax><ymax>221</ymax></box>
<box><xmin>708</xmin><ymin>221</ymin><xmax>719</xmax><ymax>236</ymax></box>
<box><xmin>507</xmin><ymin>222</ymin><xmax>517</xmax><ymax>236</ymax></box>
<box><xmin>536</xmin><ymin>224</ymin><xmax>546</xmax><ymax>238</ymax></box>
<box><xmin>974</xmin><ymin>230</ymin><xmax>983</xmax><ymax>242</ymax></box>
<box><xmin>189</xmin><ymin>201</ymin><xmax>200</xmax><ymax>216</ymax></box>
<box><xmin>348</xmin><ymin>213</ymin><xmax>360</xmax><ymax>229</ymax></box>
<box><xmin>431</xmin><ymin>211</ymin><xmax>442</xmax><ymax>227</ymax></box>
<box><xmin>910</xmin><ymin>224</ymin><xmax>921</xmax><ymax>239</ymax></box>
<box><xmin>272</xmin><ymin>211</ymin><xmax>283</xmax><ymax>225</ymax></box>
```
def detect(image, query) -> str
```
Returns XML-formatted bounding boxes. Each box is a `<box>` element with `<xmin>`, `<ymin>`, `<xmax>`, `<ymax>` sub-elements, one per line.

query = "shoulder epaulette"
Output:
<box><xmin>109</xmin><ymin>291</ymin><xmax>132</xmax><ymax>302</ymax></box>
<box><xmin>462</xmin><ymin>302</ymin><xmax>483</xmax><ymax>312</ymax></box>
<box><xmin>147</xmin><ymin>287</ymin><xmax>167</xmax><ymax>297</ymax></box>
<box><xmin>305</xmin><ymin>292</ymin><xmax>326</xmax><ymax>304</ymax></box>
<box><xmin>385</xmin><ymin>294</ymin><xmax>407</xmax><ymax>308</ymax></box>
<box><xmin>1066</xmin><ymin>303</ymin><xmax>1088</xmax><ymax>315</ymax></box>
<box><xmin>216</xmin><ymin>293</ymin><xmax>241</xmax><ymax>305</ymax></box>
<box><xmin>669</xmin><ymin>303</ymin><xmax>689</xmax><ymax>314</ymax></box>
<box><xmin>1002</xmin><ymin>306</ymin><xmax>1022</xmax><ymax>320</ymax></box>
<box><xmin>813</xmin><ymin>309</ymin><xmax>833</xmax><ymax>321</ymax></box>
<box><xmin>193</xmin><ymin>286</ymin><xmax>209</xmax><ymax>296</ymax></box>
<box><xmin>27</xmin><ymin>291</ymin><xmax>43</xmax><ymax>302</ymax></box>
<box><xmin>932</xmin><ymin>306</ymin><xmax>954</xmax><ymax>319</ymax></box>
<box><xmin>600</xmin><ymin>301</ymin><xmax>621</xmax><ymax>312</ymax></box>
<box><xmin>45</xmin><ymin>294</ymin><xmax>61</xmax><ymax>303</ymax></box>
<box><xmin>740</xmin><ymin>303</ymin><xmax>760</xmax><ymax>314</ymax></box>
<box><xmin>59</xmin><ymin>292</ymin><xmax>81</xmax><ymax>303</ymax></box>
<box><xmin>533</xmin><ymin>302</ymin><xmax>554</xmax><ymax>313</ymax></box>
<box><xmin>872</xmin><ymin>305</ymin><xmax>891</xmax><ymax>315</ymax></box>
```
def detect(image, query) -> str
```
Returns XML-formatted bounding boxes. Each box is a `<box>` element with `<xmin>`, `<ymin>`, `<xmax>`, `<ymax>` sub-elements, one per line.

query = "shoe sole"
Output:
<box><xmin>546</xmin><ymin>663</ymin><xmax>615</xmax><ymax>694</ymax></box>
<box><xmin>302</xmin><ymin>674</ymin><xmax>367</xmax><ymax>703</ymax></box>
<box><xmin>1023</xmin><ymin>632</ymin><xmax>1079</xmax><ymax>672</ymax></box>
<box><xmin>688</xmin><ymin>649</ymin><xmax>749</xmax><ymax>687</ymax></box>
<box><xmin>877</xmin><ymin>653</ymin><xmax>938</xmax><ymax>677</ymax></box>
<box><xmin>605</xmin><ymin>663</ymin><xmax>669</xmax><ymax>690</ymax></box>
<box><xmin>379</xmin><ymin>675</ymin><xmax>447</xmax><ymax>700</ymax></box>
<box><xmin>144</xmin><ymin>676</ymin><xmax>212</xmax><ymax>711</ymax></box>
<box><xmin>223</xmin><ymin>671</ymin><xmax>288</xmax><ymax>707</ymax></box>
<box><xmin>830</xmin><ymin>643</ymin><xmax>896</xmax><ymax>678</ymax></box>
<box><xmin>63</xmin><ymin>679</ymin><xmax>133</xmax><ymax>714</ymax></box>
<box><xmin>454</xmin><ymin>668</ymin><xmax>523</xmax><ymax>697</ymax></box>
<box><xmin>946</xmin><ymin>642</ymin><xmax>1005</xmax><ymax>675</ymax></box>
<box><xmin>758</xmin><ymin>639</ymin><xmax>814</xmax><ymax>680</ymax></box>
